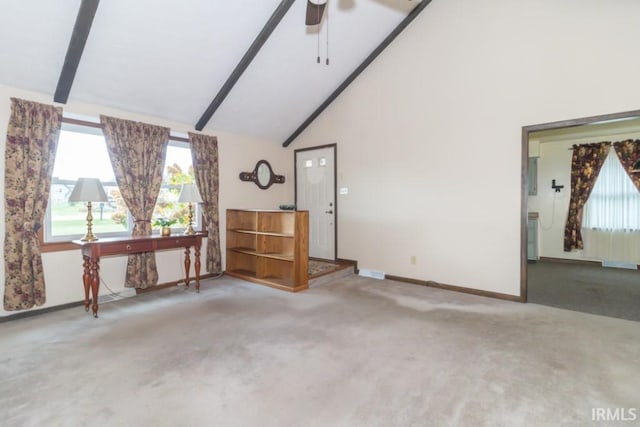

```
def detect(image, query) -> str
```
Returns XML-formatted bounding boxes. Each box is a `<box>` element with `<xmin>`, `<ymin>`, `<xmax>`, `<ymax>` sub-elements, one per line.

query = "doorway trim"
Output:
<box><xmin>520</xmin><ymin>108</ymin><xmax>640</xmax><ymax>302</ymax></box>
<box><xmin>294</xmin><ymin>143</ymin><xmax>338</xmax><ymax>261</ymax></box>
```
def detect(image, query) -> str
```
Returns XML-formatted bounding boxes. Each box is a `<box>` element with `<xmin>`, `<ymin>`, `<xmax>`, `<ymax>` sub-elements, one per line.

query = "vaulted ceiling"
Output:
<box><xmin>0</xmin><ymin>0</ymin><xmax>428</xmax><ymax>145</ymax></box>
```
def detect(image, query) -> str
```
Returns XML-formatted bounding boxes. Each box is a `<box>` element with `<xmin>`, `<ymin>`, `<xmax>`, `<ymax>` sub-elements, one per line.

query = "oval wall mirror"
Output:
<box><xmin>256</xmin><ymin>160</ymin><xmax>272</xmax><ymax>189</ymax></box>
<box><xmin>239</xmin><ymin>160</ymin><xmax>285</xmax><ymax>190</ymax></box>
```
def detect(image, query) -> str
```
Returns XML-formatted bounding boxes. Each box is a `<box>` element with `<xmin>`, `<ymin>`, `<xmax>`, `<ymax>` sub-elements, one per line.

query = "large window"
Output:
<box><xmin>45</xmin><ymin>121</ymin><xmax>199</xmax><ymax>243</ymax></box>
<box><xmin>583</xmin><ymin>151</ymin><xmax>640</xmax><ymax>232</ymax></box>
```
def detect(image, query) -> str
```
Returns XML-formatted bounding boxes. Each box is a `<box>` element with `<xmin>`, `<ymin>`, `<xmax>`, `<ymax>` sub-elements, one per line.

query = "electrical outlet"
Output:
<box><xmin>410</xmin><ymin>256</ymin><xmax>416</xmax><ymax>265</ymax></box>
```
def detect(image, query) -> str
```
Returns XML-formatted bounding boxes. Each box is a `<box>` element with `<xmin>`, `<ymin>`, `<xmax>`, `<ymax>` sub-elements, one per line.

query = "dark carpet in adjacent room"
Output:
<box><xmin>528</xmin><ymin>260</ymin><xmax>640</xmax><ymax>322</ymax></box>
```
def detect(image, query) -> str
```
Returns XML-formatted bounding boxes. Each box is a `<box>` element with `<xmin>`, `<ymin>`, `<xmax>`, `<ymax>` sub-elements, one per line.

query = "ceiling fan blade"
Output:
<box><xmin>305</xmin><ymin>0</ymin><xmax>327</xmax><ymax>26</ymax></box>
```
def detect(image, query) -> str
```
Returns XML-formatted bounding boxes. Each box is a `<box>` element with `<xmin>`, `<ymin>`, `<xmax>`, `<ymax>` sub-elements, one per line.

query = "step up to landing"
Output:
<box><xmin>309</xmin><ymin>261</ymin><xmax>355</xmax><ymax>287</ymax></box>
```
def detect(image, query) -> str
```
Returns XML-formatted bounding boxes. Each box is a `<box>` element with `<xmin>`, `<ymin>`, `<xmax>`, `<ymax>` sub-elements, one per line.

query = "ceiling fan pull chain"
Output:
<box><xmin>317</xmin><ymin>1</ymin><xmax>321</xmax><ymax>63</ymax></box>
<box><xmin>326</xmin><ymin>0</ymin><xmax>330</xmax><ymax>65</ymax></box>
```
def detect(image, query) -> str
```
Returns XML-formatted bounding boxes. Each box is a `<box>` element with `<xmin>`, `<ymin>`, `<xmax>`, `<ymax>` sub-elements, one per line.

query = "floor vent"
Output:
<box><xmin>359</xmin><ymin>269</ymin><xmax>386</xmax><ymax>280</ymax></box>
<box><xmin>98</xmin><ymin>288</ymin><xmax>136</xmax><ymax>304</ymax></box>
<box><xmin>601</xmin><ymin>260</ymin><xmax>637</xmax><ymax>270</ymax></box>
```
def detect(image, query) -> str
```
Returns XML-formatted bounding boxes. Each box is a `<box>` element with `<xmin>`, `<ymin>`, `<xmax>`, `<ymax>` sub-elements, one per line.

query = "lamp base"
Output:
<box><xmin>80</xmin><ymin>233</ymin><xmax>99</xmax><ymax>242</ymax></box>
<box><xmin>183</xmin><ymin>224</ymin><xmax>196</xmax><ymax>235</ymax></box>
<box><xmin>81</xmin><ymin>201</ymin><xmax>100</xmax><ymax>241</ymax></box>
<box><xmin>183</xmin><ymin>202</ymin><xmax>196</xmax><ymax>235</ymax></box>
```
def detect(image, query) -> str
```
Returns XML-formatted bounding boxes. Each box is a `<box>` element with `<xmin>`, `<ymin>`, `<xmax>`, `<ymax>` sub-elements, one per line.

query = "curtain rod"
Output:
<box><xmin>61</xmin><ymin>117</ymin><xmax>190</xmax><ymax>143</ymax></box>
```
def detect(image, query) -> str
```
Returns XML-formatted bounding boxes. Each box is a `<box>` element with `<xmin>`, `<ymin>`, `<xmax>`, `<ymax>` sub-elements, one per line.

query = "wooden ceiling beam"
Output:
<box><xmin>54</xmin><ymin>0</ymin><xmax>100</xmax><ymax>104</ymax></box>
<box><xmin>195</xmin><ymin>0</ymin><xmax>296</xmax><ymax>131</ymax></box>
<box><xmin>282</xmin><ymin>0</ymin><xmax>433</xmax><ymax>147</ymax></box>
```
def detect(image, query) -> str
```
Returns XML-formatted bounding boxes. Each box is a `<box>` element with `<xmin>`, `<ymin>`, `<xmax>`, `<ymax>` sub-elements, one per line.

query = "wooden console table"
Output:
<box><xmin>72</xmin><ymin>233</ymin><xmax>204</xmax><ymax>318</ymax></box>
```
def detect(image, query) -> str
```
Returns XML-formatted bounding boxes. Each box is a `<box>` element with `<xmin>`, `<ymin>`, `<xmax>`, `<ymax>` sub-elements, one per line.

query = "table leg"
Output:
<box><xmin>90</xmin><ymin>257</ymin><xmax>100</xmax><ymax>318</ymax></box>
<box><xmin>195</xmin><ymin>244</ymin><xmax>201</xmax><ymax>293</ymax></box>
<box><xmin>82</xmin><ymin>255</ymin><xmax>91</xmax><ymax>312</ymax></box>
<box><xmin>184</xmin><ymin>247</ymin><xmax>191</xmax><ymax>289</ymax></box>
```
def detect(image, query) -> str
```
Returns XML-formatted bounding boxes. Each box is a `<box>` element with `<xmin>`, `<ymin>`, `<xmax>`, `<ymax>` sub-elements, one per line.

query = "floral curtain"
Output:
<box><xmin>613</xmin><ymin>139</ymin><xmax>640</xmax><ymax>191</ymax></box>
<box><xmin>564</xmin><ymin>142</ymin><xmax>611</xmax><ymax>251</ymax></box>
<box><xmin>4</xmin><ymin>98</ymin><xmax>62</xmax><ymax>310</ymax></box>
<box><xmin>101</xmin><ymin>115</ymin><xmax>169</xmax><ymax>288</ymax></box>
<box><xmin>188</xmin><ymin>132</ymin><xmax>221</xmax><ymax>273</ymax></box>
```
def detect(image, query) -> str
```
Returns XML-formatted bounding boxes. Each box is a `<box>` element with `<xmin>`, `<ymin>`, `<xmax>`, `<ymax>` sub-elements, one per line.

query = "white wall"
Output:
<box><xmin>0</xmin><ymin>84</ymin><xmax>293</xmax><ymax>316</ymax></box>
<box><xmin>529</xmin><ymin>140</ymin><xmax>576</xmax><ymax>261</ymax></box>
<box><xmin>291</xmin><ymin>0</ymin><xmax>640</xmax><ymax>295</ymax></box>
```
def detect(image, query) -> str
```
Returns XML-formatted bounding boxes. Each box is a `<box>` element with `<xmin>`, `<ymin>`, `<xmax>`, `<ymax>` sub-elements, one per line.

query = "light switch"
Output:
<box><xmin>339</xmin><ymin>187</ymin><xmax>349</xmax><ymax>195</ymax></box>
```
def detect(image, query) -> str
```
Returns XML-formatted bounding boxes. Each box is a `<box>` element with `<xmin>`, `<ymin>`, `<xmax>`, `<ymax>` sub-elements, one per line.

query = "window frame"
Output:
<box><xmin>40</xmin><ymin>117</ymin><xmax>200</xmax><ymax>252</ymax></box>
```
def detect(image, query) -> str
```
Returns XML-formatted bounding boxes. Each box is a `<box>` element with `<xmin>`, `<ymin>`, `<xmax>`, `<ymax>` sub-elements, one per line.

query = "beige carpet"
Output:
<box><xmin>1</xmin><ymin>275</ymin><xmax>639</xmax><ymax>426</ymax></box>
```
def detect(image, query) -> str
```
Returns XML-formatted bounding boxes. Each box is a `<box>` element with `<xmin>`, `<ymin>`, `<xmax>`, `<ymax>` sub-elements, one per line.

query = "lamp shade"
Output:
<box><xmin>68</xmin><ymin>178</ymin><xmax>109</xmax><ymax>202</ymax></box>
<box><xmin>178</xmin><ymin>183</ymin><xmax>203</xmax><ymax>203</ymax></box>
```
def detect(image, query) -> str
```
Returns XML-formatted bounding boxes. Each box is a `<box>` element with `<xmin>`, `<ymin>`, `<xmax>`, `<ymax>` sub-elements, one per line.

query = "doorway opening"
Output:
<box><xmin>521</xmin><ymin>109</ymin><xmax>640</xmax><ymax>321</ymax></box>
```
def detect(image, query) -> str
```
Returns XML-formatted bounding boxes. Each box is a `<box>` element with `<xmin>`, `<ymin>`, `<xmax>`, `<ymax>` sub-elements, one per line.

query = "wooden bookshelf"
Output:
<box><xmin>225</xmin><ymin>209</ymin><xmax>309</xmax><ymax>292</ymax></box>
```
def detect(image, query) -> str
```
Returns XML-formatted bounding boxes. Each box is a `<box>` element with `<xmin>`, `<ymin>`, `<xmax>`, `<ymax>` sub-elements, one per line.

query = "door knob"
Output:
<box><xmin>325</xmin><ymin>209</ymin><xmax>333</xmax><ymax>214</ymax></box>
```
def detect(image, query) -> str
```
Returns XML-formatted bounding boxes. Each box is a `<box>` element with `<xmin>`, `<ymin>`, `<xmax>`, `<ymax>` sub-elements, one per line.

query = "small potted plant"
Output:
<box><xmin>153</xmin><ymin>217</ymin><xmax>177</xmax><ymax>236</ymax></box>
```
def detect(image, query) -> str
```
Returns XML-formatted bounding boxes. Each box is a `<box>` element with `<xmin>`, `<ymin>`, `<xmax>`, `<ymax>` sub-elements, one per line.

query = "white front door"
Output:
<box><xmin>295</xmin><ymin>145</ymin><xmax>336</xmax><ymax>260</ymax></box>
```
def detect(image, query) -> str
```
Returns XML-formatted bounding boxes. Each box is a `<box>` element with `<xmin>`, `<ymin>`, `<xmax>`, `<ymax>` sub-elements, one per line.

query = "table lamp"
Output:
<box><xmin>178</xmin><ymin>183</ymin><xmax>203</xmax><ymax>235</ymax></box>
<box><xmin>69</xmin><ymin>177</ymin><xmax>109</xmax><ymax>241</ymax></box>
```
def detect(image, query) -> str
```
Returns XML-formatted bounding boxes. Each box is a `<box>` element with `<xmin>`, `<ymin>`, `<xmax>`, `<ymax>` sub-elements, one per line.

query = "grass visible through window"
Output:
<box><xmin>50</xmin><ymin>202</ymin><xmax>126</xmax><ymax>237</ymax></box>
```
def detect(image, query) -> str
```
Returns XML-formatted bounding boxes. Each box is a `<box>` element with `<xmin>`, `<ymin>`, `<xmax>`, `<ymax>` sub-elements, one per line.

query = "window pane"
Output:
<box><xmin>47</xmin><ymin>129</ymin><xmax>129</xmax><ymax>240</ymax></box>
<box><xmin>152</xmin><ymin>143</ymin><xmax>199</xmax><ymax>230</ymax></box>
<box><xmin>52</xmin><ymin>129</ymin><xmax>115</xmax><ymax>181</ymax></box>
<box><xmin>583</xmin><ymin>152</ymin><xmax>640</xmax><ymax>231</ymax></box>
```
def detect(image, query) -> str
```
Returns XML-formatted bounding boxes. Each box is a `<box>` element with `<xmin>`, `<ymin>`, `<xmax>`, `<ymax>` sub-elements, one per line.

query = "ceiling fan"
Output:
<box><xmin>305</xmin><ymin>0</ymin><xmax>328</xmax><ymax>26</ymax></box>
<box><xmin>305</xmin><ymin>0</ymin><xmax>414</xmax><ymax>26</ymax></box>
<box><xmin>305</xmin><ymin>0</ymin><xmax>415</xmax><ymax>65</ymax></box>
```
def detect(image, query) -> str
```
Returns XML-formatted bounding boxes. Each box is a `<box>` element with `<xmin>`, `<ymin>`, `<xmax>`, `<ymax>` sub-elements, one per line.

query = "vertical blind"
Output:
<box><xmin>583</xmin><ymin>151</ymin><xmax>640</xmax><ymax>232</ymax></box>
<box><xmin>582</xmin><ymin>151</ymin><xmax>640</xmax><ymax>263</ymax></box>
